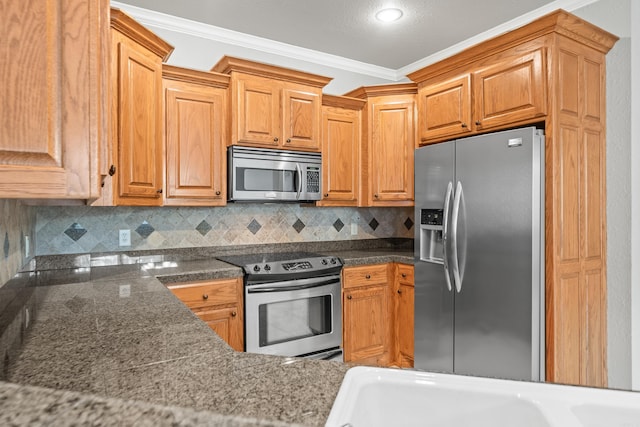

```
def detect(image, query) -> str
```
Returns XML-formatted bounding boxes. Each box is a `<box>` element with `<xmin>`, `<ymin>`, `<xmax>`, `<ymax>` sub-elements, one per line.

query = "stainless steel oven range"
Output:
<box><xmin>217</xmin><ymin>252</ymin><xmax>343</xmax><ymax>361</ymax></box>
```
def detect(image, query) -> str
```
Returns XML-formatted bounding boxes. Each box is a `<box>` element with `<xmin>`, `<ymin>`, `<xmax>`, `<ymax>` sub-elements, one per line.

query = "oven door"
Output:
<box><xmin>245</xmin><ymin>275</ymin><xmax>341</xmax><ymax>357</ymax></box>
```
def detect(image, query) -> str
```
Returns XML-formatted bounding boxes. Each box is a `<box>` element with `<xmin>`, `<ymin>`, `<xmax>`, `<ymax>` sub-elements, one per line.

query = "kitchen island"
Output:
<box><xmin>0</xmin><ymin>243</ymin><xmax>412</xmax><ymax>426</ymax></box>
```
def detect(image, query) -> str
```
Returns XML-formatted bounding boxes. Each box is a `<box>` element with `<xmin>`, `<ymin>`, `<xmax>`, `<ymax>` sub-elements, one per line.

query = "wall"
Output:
<box><xmin>0</xmin><ymin>200</ymin><xmax>36</xmax><ymax>287</ymax></box>
<box><xmin>631</xmin><ymin>0</ymin><xmax>640</xmax><ymax>392</ymax></box>
<box><xmin>35</xmin><ymin>205</ymin><xmax>414</xmax><ymax>255</ymax></box>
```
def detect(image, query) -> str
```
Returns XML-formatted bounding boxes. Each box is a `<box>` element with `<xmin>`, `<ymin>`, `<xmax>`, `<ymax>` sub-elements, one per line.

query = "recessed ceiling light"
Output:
<box><xmin>375</xmin><ymin>8</ymin><xmax>403</xmax><ymax>22</ymax></box>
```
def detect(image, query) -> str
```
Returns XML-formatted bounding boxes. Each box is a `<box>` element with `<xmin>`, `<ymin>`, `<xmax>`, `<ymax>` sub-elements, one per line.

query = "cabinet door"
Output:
<box><xmin>370</xmin><ymin>99</ymin><xmax>415</xmax><ymax>204</ymax></box>
<box><xmin>473</xmin><ymin>49</ymin><xmax>546</xmax><ymax>131</ymax></box>
<box><xmin>195</xmin><ymin>306</ymin><xmax>243</xmax><ymax>351</ymax></box>
<box><xmin>234</xmin><ymin>75</ymin><xmax>281</xmax><ymax>147</ymax></box>
<box><xmin>282</xmin><ymin>85</ymin><xmax>321</xmax><ymax>151</ymax></box>
<box><xmin>320</xmin><ymin>106</ymin><xmax>359</xmax><ymax>205</ymax></box>
<box><xmin>164</xmin><ymin>80</ymin><xmax>226</xmax><ymax>206</ymax></box>
<box><xmin>395</xmin><ymin>264</ymin><xmax>414</xmax><ymax>368</ymax></box>
<box><xmin>418</xmin><ymin>74</ymin><xmax>472</xmax><ymax>143</ymax></box>
<box><xmin>0</xmin><ymin>0</ymin><xmax>107</xmax><ymax>199</ymax></box>
<box><xmin>114</xmin><ymin>39</ymin><xmax>163</xmax><ymax>205</ymax></box>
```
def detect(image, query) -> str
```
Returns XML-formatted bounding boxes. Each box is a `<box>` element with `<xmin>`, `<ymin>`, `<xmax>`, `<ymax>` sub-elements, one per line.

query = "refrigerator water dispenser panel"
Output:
<box><xmin>420</xmin><ymin>208</ymin><xmax>444</xmax><ymax>263</ymax></box>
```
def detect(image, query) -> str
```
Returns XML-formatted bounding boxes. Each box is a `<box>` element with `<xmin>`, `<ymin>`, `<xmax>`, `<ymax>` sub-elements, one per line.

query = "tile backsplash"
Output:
<box><xmin>0</xmin><ymin>200</ymin><xmax>35</xmax><ymax>287</ymax></box>
<box><xmin>36</xmin><ymin>205</ymin><xmax>414</xmax><ymax>255</ymax></box>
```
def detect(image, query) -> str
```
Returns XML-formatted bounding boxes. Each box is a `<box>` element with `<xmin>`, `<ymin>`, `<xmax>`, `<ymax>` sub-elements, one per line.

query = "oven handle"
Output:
<box><xmin>247</xmin><ymin>276</ymin><xmax>340</xmax><ymax>294</ymax></box>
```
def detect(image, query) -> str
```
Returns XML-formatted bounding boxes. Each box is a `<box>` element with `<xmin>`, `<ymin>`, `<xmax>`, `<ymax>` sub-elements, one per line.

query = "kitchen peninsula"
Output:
<box><xmin>0</xmin><ymin>242</ymin><xmax>412</xmax><ymax>426</ymax></box>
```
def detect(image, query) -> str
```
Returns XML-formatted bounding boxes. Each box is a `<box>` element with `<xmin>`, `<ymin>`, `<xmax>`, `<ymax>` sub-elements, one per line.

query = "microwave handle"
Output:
<box><xmin>295</xmin><ymin>163</ymin><xmax>302</xmax><ymax>200</ymax></box>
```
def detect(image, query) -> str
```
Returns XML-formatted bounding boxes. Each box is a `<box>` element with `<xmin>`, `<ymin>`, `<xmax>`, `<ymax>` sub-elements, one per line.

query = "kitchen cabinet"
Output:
<box><xmin>211</xmin><ymin>56</ymin><xmax>331</xmax><ymax>152</ymax></box>
<box><xmin>344</xmin><ymin>84</ymin><xmax>417</xmax><ymax>207</ymax></box>
<box><xmin>98</xmin><ymin>8</ymin><xmax>173</xmax><ymax>206</ymax></box>
<box><xmin>162</xmin><ymin>65</ymin><xmax>229</xmax><ymax>206</ymax></box>
<box><xmin>408</xmin><ymin>10</ymin><xmax>617</xmax><ymax>387</ymax></box>
<box><xmin>317</xmin><ymin>95</ymin><xmax>365</xmax><ymax>206</ymax></box>
<box><xmin>0</xmin><ymin>0</ymin><xmax>108</xmax><ymax>200</ymax></box>
<box><xmin>394</xmin><ymin>264</ymin><xmax>414</xmax><ymax>368</ymax></box>
<box><xmin>168</xmin><ymin>277</ymin><xmax>244</xmax><ymax>351</ymax></box>
<box><xmin>342</xmin><ymin>264</ymin><xmax>393</xmax><ymax>366</ymax></box>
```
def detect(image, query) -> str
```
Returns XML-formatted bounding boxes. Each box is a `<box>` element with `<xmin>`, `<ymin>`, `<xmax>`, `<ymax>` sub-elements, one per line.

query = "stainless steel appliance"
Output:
<box><xmin>228</xmin><ymin>146</ymin><xmax>322</xmax><ymax>202</ymax></box>
<box><xmin>414</xmin><ymin>126</ymin><xmax>545</xmax><ymax>382</ymax></box>
<box><xmin>218</xmin><ymin>252</ymin><xmax>343</xmax><ymax>360</ymax></box>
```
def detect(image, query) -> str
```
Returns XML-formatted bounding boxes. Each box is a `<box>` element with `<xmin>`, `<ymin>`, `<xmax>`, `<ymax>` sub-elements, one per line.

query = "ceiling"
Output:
<box><xmin>115</xmin><ymin>0</ymin><xmax>574</xmax><ymax>70</ymax></box>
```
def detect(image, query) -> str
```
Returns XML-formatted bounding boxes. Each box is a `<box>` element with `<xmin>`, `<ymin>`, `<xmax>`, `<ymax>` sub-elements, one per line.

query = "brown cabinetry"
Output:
<box><xmin>103</xmin><ymin>8</ymin><xmax>173</xmax><ymax>206</ymax></box>
<box><xmin>212</xmin><ymin>56</ymin><xmax>331</xmax><ymax>152</ymax></box>
<box><xmin>0</xmin><ymin>0</ymin><xmax>108</xmax><ymax>200</ymax></box>
<box><xmin>168</xmin><ymin>277</ymin><xmax>244</xmax><ymax>351</ymax></box>
<box><xmin>318</xmin><ymin>95</ymin><xmax>365</xmax><ymax>206</ymax></box>
<box><xmin>162</xmin><ymin>65</ymin><xmax>229</xmax><ymax>206</ymax></box>
<box><xmin>345</xmin><ymin>84</ymin><xmax>417</xmax><ymax>206</ymax></box>
<box><xmin>408</xmin><ymin>10</ymin><xmax>617</xmax><ymax>387</ymax></box>
<box><xmin>394</xmin><ymin>264</ymin><xmax>415</xmax><ymax>368</ymax></box>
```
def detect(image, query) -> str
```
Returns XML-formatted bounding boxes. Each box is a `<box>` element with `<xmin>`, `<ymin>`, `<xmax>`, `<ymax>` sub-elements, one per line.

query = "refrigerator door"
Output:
<box><xmin>452</xmin><ymin>127</ymin><xmax>542</xmax><ymax>381</ymax></box>
<box><xmin>414</xmin><ymin>141</ymin><xmax>455</xmax><ymax>372</ymax></box>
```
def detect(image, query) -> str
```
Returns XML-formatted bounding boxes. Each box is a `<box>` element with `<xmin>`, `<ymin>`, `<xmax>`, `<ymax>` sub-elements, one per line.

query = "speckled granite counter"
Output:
<box><xmin>0</xmin><ymin>240</ymin><xmax>413</xmax><ymax>426</ymax></box>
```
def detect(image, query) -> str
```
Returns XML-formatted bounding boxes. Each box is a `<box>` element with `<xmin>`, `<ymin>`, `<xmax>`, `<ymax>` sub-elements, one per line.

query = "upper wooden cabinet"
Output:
<box><xmin>318</xmin><ymin>95</ymin><xmax>365</xmax><ymax>206</ymax></box>
<box><xmin>413</xmin><ymin>45</ymin><xmax>547</xmax><ymax>143</ymax></box>
<box><xmin>408</xmin><ymin>10</ymin><xmax>618</xmax><ymax>387</ymax></box>
<box><xmin>162</xmin><ymin>65</ymin><xmax>230</xmax><ymax>206</ymax></box>
<box><xmin>212</xmin><ymin>56</ymin><xmax>332</xmax><ymax>152</ymax></box>
<box><xmin>345</xmin><ymin>84</ymin><xmax>416</xmax><ymax>207</ymax></box>
<box><xmin>0</xmin><ymin>0</ymin><xmax>109</xmax><ymax>200</ymax></box>
<box><xmin>101</xmin><ymin>8</ymin><xmax>173</xmax><ymax>206</ymax></box>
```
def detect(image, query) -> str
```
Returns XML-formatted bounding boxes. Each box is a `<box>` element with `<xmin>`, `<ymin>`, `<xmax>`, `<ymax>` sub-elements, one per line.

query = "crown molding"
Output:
<box><xmin>111</xmin><ymin>1</ymin><xmax>400</xmax><ymax>81</ymax></box>
<box><xmin>113</xmin><ymin>0</ymin><xmax>602</xmax><ymax>82</ymax></box>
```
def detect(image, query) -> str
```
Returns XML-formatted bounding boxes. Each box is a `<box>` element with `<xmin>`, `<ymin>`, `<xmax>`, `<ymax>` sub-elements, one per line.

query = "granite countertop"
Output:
<box><xmin>0</xmin><ymin>243</ymin><xmax>413</xmax><ymax>426</ymax></box>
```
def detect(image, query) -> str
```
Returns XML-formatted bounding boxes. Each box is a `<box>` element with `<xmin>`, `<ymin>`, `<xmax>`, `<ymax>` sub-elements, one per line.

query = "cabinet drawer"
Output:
<box><xmin>343</xmin><ymin>264</ymin><xmax>389</xmax><ymax>288</ymax></box>
<box><xmin>397</xmin><ymin>264</ymin><xmax>414</xmax><ymax>284</ymax></box>
<box><xmin>168</xmin><ymin>278</ymin><xmax>239</xmax><ymax>309</ymax></box>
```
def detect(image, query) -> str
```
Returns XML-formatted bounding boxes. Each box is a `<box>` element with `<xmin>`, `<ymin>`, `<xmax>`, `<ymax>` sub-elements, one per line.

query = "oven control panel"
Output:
<box><xmin>282</xmin><ymin>261</ymin><xmax>313</xmax><ymax>271</ymax></box>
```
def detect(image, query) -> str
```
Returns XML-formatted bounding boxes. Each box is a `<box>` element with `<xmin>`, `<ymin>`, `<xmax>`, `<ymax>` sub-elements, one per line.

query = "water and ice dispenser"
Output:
<box><xmin>419</xmin><ymin>208</ymin><xmax>444</xmax><ymax>263</ymax></box>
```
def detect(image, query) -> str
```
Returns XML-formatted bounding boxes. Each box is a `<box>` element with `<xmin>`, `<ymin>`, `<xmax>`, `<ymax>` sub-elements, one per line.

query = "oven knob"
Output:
<box><xmin>321</xmin><ymin>259</ymin><xmax>328</xmax><ymax>265</ymax></box>
<box><xmin>264</xmin><ymin>264</ymin><xmax>271</xmax><ymax>271</ymax></box>
<box><xmin>253</xmin><ymin>265</ymin><xmax>261</xmax><ymax>272</ymax></box>
<box><xmin>330</xmin><ymin>258</ymin><xmax>337</xmax><ymax>264</ymax></box>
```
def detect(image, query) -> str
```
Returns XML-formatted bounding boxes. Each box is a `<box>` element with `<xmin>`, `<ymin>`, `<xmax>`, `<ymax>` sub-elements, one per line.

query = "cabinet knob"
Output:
<box><xmin>157</xmin><ymin>189</ymin><xmax>163</xmax><ymax>194</ymax></box>
<box><xmin>461</xmin><ymin>123</ymin><xmax>468</xmax><ymax>128</ymax></box>
<box><xmin>231</xmin><ymin>311</ymin><xmax>237</xmax><ymax>317</ymax></box>
<box><xmin>365</xmin><ymin>274</ymin><xmax>371</xmax><ymax>279</ymax></box>
<box><xmin>397</xmin><ymin>289</ymin><xmax>402</xmax><ymax>294</ymax></box>
<box><xmin>347</xmin><ymin>295</ymin><xmax>352</xmax><ymax>300</ymax></box>
<box><xmin>286</xmin><ymin>138</ymin><xmax>291</xmax><ymax>143</ymax></box>
<box><xmin>324</xmin><ymin>193</ymin><xmax>329</xmax><ymax>197</ymax></box>
<box><xmin>475</xmin><ymin>121</ymin><xmax>482</xmax><ymax>126</ymax></box>
<box><xmin>401</xmin><ymin>273</ymin><xmax>407</xmax><ymax>278</ymax></box>
<box><xmin>374</xmin><ymin>194</ymin><xmax>379</xmax><ymax>198</ymax></box>
<box><xmin>215</xmin><ymin>190</ymin><xmax>221</xmax><ymax>196</ymax></box>
<box><xmin>202</xmin><ymin>294</ymin><xmax>208</xmax><ymax>300</ymax></box>
<box><xmin>108</xmin><ymin>165</ymin><xmax>116</xmax><ymax>176</ymax></box>
<box><xmin>274</xmin><ymin>137</ymin><xmax>279</xmax><ymax>142</ymax></box>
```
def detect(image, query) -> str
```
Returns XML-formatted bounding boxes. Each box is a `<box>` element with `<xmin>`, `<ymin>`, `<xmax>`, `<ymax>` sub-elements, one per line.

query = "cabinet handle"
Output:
<box><xmin>347</xmin><ymin>295</ymin><xmax>352</xmax><ymax>300</ymax></box>
<box><xmin>157</xmin><ymin>189</ymin><xmax>163</xmax><ymax>194</ymax></box>
<box><xmin>215</xmin><ymin>190</ymin><xmax>221</xmax><ymax>196</ymax></box>
<box><xmin>475</xmin><ymin>121</ymin><xmax>482</xmax><ymax>126</ymax></box>
<box><xmin>108</xmin><ymin>165</ymin><xmax>116</xmax><ymax>176</ymax></box>
<box><xmin>365</xmin><ymin>274</ymin><xmax>371</xmax><ymax>279</ymax></box>
<box><xmin>461</xmin><ymin>123</ymin><xmax>468</xmax><ymax>128</ymax></box>
<box><xmin>286</xmin><ymin>138</ymin><xmax>291</xmax><ymax>143</ymax></box>
<box><xmin>231</xmin><ymin>311</ymin><xmax>237</xmax><ymax>317</ymax></box>
<box><xmin>274</xmin><ymin>137</ymin><xmax>279</xmax><ymax>142</ymax></box>
<box><xmin>202</xmin><ymin>294</ymin><xmax>208</xmax><ymax>300</ymax></box>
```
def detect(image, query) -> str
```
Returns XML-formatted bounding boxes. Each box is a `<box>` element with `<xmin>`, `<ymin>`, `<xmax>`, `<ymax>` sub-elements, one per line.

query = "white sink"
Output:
<box><xmin>326</xmin><ymin>367</ymin><xmax>640</xmax><ymax>427</ymax></box>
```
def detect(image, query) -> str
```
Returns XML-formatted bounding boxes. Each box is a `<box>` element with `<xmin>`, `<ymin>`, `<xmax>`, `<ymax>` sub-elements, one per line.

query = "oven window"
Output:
<box><xmin>258</xmin><ymin>295</ymin><xmax>332</xmax><ymax>347</ymax></box>
<box><xmin>237</xmin><ymin>167</ymin><xmax>297</xmax><ymax>192</ymax></box>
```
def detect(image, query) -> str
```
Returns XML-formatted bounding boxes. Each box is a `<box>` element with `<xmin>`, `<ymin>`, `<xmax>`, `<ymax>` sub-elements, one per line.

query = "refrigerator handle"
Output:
<box><xmin>450</xmin><ymin>181</ymin><xmax>463</xmax><ymax>293</ymax></box>
<box><xmin>442</xmin><ymin>181</ymin><xmax>454</xmax><ymax>292</ymax></box>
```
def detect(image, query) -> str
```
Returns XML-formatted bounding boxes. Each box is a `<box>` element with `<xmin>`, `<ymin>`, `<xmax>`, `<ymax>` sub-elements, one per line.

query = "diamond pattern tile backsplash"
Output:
<box><xmin>0</xmin><ymin>200</ymin><xmax>36</xmax><ymax>287</ymax></box>
<box><xmin>35</xmin><ymin>205</ymin><xmax>414</xmax><ymax>255</ymax></box>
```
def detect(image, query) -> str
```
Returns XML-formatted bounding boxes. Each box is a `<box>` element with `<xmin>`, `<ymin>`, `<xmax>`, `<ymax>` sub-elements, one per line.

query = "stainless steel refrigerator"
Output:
<box><xmin>414</xmin><ymin>126</ymin><xmax>545</xmax><ymax>382</ymax></box>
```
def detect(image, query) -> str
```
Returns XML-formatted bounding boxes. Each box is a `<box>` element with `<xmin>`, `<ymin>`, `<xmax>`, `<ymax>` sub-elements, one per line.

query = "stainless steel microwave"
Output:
<box><xmin>228</xmin><ymin>146</ymin><xmax>322</xmax><ymax>202</ymax></box>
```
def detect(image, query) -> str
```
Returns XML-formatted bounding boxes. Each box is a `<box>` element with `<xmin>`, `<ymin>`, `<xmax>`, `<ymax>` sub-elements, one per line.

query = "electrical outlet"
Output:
<box><xmin>119</xmin><ymin>284</ymin><xmax>131</xmax><ymax>298</ymax></box>
<box><xmin>119</xmin><ymin>229</ymin><xmax>131</xmax><ymax>246</ymax></box>
<box><xmin>351</xmin><ymin>223</ymin><xmax>358</xmax><ymax>235</ymax></box>
<box><xmin>24</xmin><ymin>236</ymin><xmax>30</xmax><ymax>258</ymax></box>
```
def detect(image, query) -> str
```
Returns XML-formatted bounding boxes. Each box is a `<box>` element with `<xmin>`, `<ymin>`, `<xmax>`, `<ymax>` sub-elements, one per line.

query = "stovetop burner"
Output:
<box><xmin>217</xmin><ymin>251</ymin><xmax>343</xmax><ymax>283</ymax></box>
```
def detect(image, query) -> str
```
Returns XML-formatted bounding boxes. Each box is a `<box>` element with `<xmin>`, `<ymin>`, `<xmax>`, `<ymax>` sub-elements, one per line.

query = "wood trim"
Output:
<box><xmin>162</xmin><ymin>64</ymin><xmax>230</xmax><ymax>88</ymax></box>
<box><xmin>407</xmin><ymin>10</ymin><xmax>618</xmax><ymax>84</ymax></box>
<box><xmin>322</xmin><ymin>94</ymin><xmax>366</xmax><ymax>110</ymax></box>
<box><xmin>211</xmin><ymin>55</ymin><xmax>332</xmax><ymax>88</ymax></box>
<box><xmin>344</xmin><ymin>83</ymin><xmax>418</xmax><ymax>99</ymax></box>
<box><xmin>110</xmin><ymin>7</ymin><xmax>174</xmax><ymax>60</ymax></box>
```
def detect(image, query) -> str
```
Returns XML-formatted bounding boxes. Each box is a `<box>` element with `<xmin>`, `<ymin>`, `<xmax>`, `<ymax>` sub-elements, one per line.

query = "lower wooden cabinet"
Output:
<box><xmin>342</xmin><ymin>262</ymin><xmax>414</xmax><ymax>367</ymax></box>
<box><xmin>168</xmin><ymin>277</ymin><xmax>244</xmax><ymax>351</ymax></box>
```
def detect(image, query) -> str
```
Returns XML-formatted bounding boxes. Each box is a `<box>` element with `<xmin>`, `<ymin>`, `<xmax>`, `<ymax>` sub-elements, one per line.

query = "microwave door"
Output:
<box><xmin>232</xmin><ymin>157</ymin><xmax>299</xmax><ymax>201</ymax></box>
